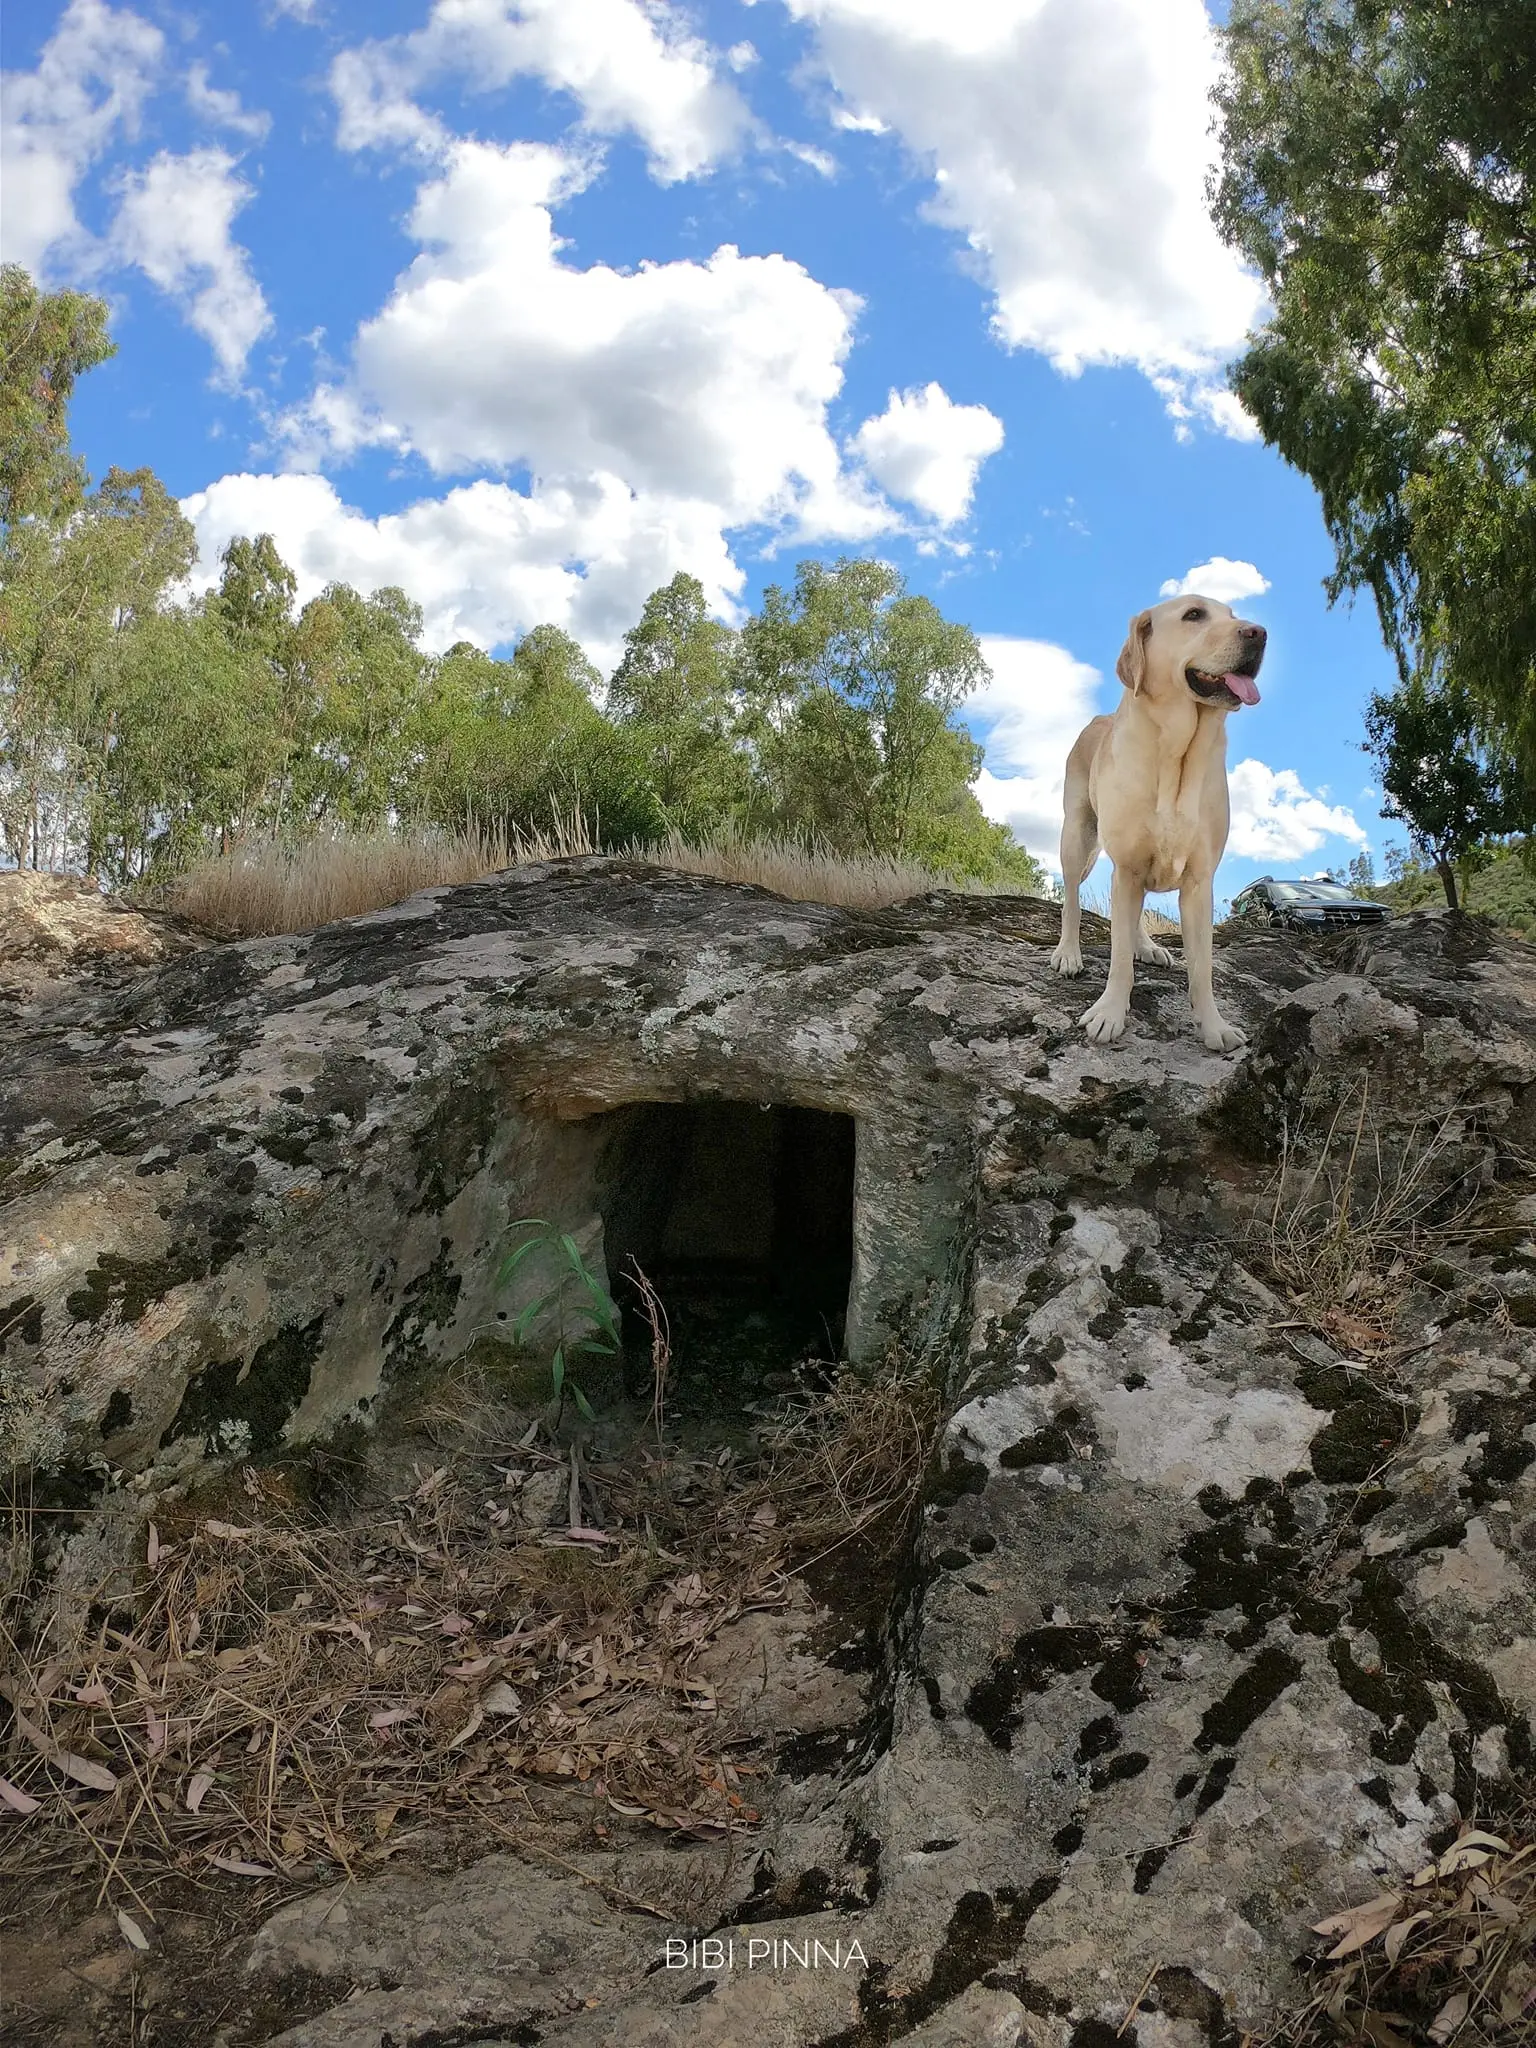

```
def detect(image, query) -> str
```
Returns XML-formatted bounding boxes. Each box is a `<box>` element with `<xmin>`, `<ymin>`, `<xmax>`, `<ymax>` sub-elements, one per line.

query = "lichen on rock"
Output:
<box><xmin>2</xmin><ymin>860</ymin><xmax>1534</xmax><ymax>2045</ymax></box>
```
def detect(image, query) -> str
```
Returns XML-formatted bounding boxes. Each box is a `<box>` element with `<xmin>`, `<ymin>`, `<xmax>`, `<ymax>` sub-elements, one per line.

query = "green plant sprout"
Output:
<box><xmin>499</xmin><ymin>1219</ymin><xmax>622</xmax><ymax>1425</ymax></box>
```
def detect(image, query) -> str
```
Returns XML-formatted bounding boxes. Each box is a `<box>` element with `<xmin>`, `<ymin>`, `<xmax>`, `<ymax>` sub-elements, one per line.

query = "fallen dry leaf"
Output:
<box><xmin>447</xmin><ymin>1704</ymin><xmax>484</xmax><ymax>1750</ymax></box>
<box><xmin>116</xmin><ymin>1908</ymin><xmax>151</xmax><ymax>1952</ymax></box>
<box><xmin>184</xmin><ymin>1770</ymin><xmax>215</xmax><ymax>1813</ymax></box>
<box><xmin>446</xmin><ymin>1656</ymin><xmax>493</xmax><ymax>1679</ymax></box>
<box><xmin>1312</xmin><ymin>1891</ymin><xmax>1403</xmax><ymax>1960</ymax></box>
<box><xmin>0</xmin><ymin>1774</ymin><xmax>41</xmax><ymax>1815</ymax></box>
<box><xmin>12</xmin><ymin>1706</ymin><xmax>119</xmax><ymax>1793</ymax></box>
<box><xmin>1382</xmin><ymin>1909</ymin><xmax>1432</xmax><ymax>1965</ymax></box>
<box><xmin>1438</xmin><ymin>1829</ymin><xmax>1509</xmax><ymax>1876</ymax></box>
<box><xmin>207</xmin><ymin>1853</ymin><xmax>278</xmax><ymax>1878</ymax></box>
<box><xmin>1427</xmin><ymin>1990</ymin><xmax>1470</xmax><ymax>2044</ymax></box>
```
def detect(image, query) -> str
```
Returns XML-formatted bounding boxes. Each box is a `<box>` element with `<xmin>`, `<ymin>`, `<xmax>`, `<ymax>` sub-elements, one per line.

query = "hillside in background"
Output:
<box><xmin>1371</xmin><ymin>842</ymin><xmax>1536</xmax><ymax>940</ymax></box>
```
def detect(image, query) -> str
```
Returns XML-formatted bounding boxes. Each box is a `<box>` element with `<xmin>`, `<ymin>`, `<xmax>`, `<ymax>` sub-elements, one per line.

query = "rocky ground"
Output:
<box><xmin>0</xmin><ymin>871</ymin><xmax>201</xmax><ymax>1022</ymax></box>
<box><xmin>1</xmin><ymin>861</ymin><xmax>1533</xmax><ymax>2046</ymax></box>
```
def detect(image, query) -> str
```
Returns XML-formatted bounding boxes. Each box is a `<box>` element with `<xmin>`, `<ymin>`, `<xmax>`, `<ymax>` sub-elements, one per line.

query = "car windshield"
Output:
<box><xmin>1269</xmin><ymin>881</ymin><xmax>1357</xmax><ymax>903</ymax></box>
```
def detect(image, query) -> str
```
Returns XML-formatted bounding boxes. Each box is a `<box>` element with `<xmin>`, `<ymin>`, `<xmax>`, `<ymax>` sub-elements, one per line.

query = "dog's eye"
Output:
<box><xmin>1182</xmin><ymin>607</ymin><xmax>1205</xmax><ymax>621</ymax></box>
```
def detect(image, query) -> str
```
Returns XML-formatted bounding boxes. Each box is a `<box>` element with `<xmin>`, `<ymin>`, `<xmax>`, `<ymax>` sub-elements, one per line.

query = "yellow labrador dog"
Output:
<box><xmin>1049</xmin><ymin>594</ymin><xmax>1265</xmax><ymax>1051</ymax></box>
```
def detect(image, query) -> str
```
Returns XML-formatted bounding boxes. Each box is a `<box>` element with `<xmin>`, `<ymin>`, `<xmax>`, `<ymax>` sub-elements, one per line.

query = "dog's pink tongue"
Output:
<box><xmin>1225</xmin><ymin>672</ymin><xmax>1261</xmax><ymax>705</ymax></box>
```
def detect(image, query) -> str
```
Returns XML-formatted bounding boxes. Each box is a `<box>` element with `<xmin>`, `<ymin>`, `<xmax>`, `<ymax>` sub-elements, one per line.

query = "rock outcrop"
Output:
<box><xmin>0</xmin><ymin>870</ymin><xmax>200</xmax><ymax>1022</ymax></box>
<box><xmin>3</xmin><ymin>861</ymin><xmax>1534</xmax><ymax>2046</ymax></box>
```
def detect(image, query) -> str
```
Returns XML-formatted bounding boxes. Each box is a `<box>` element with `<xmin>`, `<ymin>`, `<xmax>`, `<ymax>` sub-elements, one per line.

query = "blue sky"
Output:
<box><xmin>2</xmin><ymin>0</ymin><xmax>1400</xmax><ymax>897</ymax></box>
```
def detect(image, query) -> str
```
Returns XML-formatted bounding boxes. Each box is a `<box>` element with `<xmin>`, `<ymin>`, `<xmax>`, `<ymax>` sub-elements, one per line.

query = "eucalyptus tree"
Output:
<box><xmin>0</xmin><ymin>263</ymin><xmax>114</xmax><ymax>524</ymax></box>
<box><xmin>1</xmin><ymin>464</ymin><xmax>196</xmax><ymax>869</ymax></box>
<box><xmin>1212</xmin><ymin>0</ymin><xmax>1536</xmax><ymax>770</ymax></box>
<box><xmin>607</xmin><ymin>572</ymin><xmax>745</xmax><ymax>832</ymax></box>
<box><xmin>735</xmin><ymin>555</ymin><xmax>1036</xmax><ymax>880</ymax></box>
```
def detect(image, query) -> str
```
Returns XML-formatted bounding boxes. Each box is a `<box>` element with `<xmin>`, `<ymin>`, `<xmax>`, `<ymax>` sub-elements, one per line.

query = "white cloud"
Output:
<box><xmin>185</xmin><ymin>63</ymin><xmax>272</xmax><ymax>142</ymax></box>
<box><xmin>331</xmin><ymin>0</ymin><xmax>754</xmax><ymax>183</ymax></box>
<box><xmin>1226</xmin><ymin>760</ymin><xmax>1366</xmax><ymax>863</ymax></box>
<box><xmin>180</xmin><ymin>469</ymin><xmax>744</xmax><ymax>670</ymax></box>
<box><xmin>290</xmin><ymin>139</ymin><xmax>887</xmax><ymax>547</ymax></box>
<box><xmin>329</xmin><ymin>45</ymin><xmax>449</xmax><ymax>157</ymax></box>
<box><xmin>780</xmin><ymin>0</ymin><xmax>1265</xmax><ymax>432</ymax></box>
<box><xmin>111</xmin><ymin>149</ymin><xmax>272</xmax><ymax>383</ymax></box>
<box><xmin>0</xmin><ymin>0</ymin><xmax>162</xmax><ymax>276</ymax></box>
<box><xmin>230</xmin><ymin>130</ymin><xmax>922</xmax><ymax>675</ymax></box>
<box><xmin>853</xmin><ymin>382</ymin><xmax>1003</xmax><ymax>525</ymax></box>
<box><xmin>1159</xmin><ymin>556</ymin><xmax>1271</xmax><ymax>605</ymax></box>
<box><xmin>968</xmin><ymin>635</ymin><xmax>1106</xmax><ymax>863</ymax></box>
<box><xmin>1153</xmin><ymin>375</ymin><xmax>1260</xmax><ymax>444</ymax></box>
<box><xmin>0</xmin><ymin>7</ymin><xmax>270</xmax><ymax>380</ymax></box>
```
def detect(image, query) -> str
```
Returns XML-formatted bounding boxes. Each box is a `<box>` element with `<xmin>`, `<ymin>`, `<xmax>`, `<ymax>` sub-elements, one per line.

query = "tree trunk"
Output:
<box><xmin>1436</xmin><ymin>857</ymin><xmax>1459</xmax><ymax>910</ymax></box>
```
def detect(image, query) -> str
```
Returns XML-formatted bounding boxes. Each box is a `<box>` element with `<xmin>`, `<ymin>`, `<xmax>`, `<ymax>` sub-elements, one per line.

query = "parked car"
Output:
<box><xmin>1229</xmin><ymin>876</ymin><xmax>1391</xmax><ymax>930</ymax></box>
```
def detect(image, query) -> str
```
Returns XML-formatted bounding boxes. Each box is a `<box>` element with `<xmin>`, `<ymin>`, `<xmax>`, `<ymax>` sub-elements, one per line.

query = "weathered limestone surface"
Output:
<box><xmin>0</xmin><ymin>871</ymin><xmax>198</xmax><ymax>1021</ymax></box>
<box><xmin>3</xmin><ymin>861</ymin><xmax>1535</xmax><ymax>2045</ymax></box>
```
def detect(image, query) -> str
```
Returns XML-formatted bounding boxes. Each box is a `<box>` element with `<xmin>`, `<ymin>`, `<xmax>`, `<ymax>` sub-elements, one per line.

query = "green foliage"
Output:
<box><xmin>286</xmin><ymin>582</ymin><xmax>427</xmax><ymax>829</ymax></box>
<box><xmin>608</xmin><ymin>572</ymin><xmax>745</xmax><ymax>832</ymax></box>
<box><xmin>1212</xmin><ymin>1</ymin><xmax>1536</xmax><ymax>771</ymax></box>
<box><xmin>1370</xmin><ymin>838</ymin><xmax>1536</xmax><ymax>939</ymax></box>
<box><xmin>735</xmin><ymin>556</ymin><xmax>1038</xmax><ymax>884</ymax></box>
<box><xmin>406</xmin><ymin>625</ymin><xmax>661</xmax><ymax>847</ymax></box>
<box><xmin>207</xmin><ymin>533</ymin><xmax>298</xmax><ymax>660</ymax></box>
<box><xmin>1362</xmin><ymin>678</ymin><xmax>1529</xmax><ymax>909</ymax></box>
<box><xmin>499</xmin><ymin>1219</ymin><xmax>621</xmax><ymax>1425</ymax></box>
<box><xmin>0</xmin><ymin>274</ymin><xmax>1042</xmax><ymax>890</ymax></box>
<box><xmin>0</xmin><ymin>265</ymin><xmax>115</xmax><ymax>523</ymax></box>
<box><xmin>1</xmin><ymin>465</ymin><xmax>198</xmax><ymax>873</ymax></box>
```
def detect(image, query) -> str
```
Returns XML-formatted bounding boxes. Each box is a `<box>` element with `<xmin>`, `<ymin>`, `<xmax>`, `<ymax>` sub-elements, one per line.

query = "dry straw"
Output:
<box><xmin>158</xmin><ymin>814</ymin><xmax>1043</xmax><ymax>939</ymax></box>
<box><xmin>0</xmin><ymin>1350</ymin><xmax>942</xmax><ymax>1904</ymax></box>
<box><xmin>1251</xmin><ymin>1081</ymin><xmax>1487</xmax><ymax>1354</ymax></box>
<box><xmin>1262</xmin><ymin>1829</ymin><xmax>1535</xmax><ymax>2047</ymax></box>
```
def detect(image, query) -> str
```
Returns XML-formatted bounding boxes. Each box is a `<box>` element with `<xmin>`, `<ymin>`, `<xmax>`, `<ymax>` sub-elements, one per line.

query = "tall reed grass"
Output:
<box><xmin>161</xmin><ymin>818</ymin><xmax>1030</xmax><ymax>938</ymax></box>
<box><xmin>163</xmin><ymin>817</ymin><xmax>593</xmax><ymax>937</ymax></box>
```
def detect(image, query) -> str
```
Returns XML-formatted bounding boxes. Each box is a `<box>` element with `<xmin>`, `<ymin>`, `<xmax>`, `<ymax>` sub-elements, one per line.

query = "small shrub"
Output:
<box><xmin>1252</xmin><ymin>1082</ymin><xmax>1484</xmax><ymax>1350</ymax></box>
<box><xmin>499</xmin><ymin>1219</ymin><xmax>620</xmax><ymax>1427</ymax></box>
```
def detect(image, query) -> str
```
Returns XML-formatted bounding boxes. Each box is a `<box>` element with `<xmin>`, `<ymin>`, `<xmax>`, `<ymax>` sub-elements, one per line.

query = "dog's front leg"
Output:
<box><xmin>1079</xmin><ymin>865</ymin><xmax>1142</xmax><ymax>1043</ymax></box>
<box><xmin>1134</xmin><ymin>914</ymin><xmax>1174</xmax><ymax>968</ymax></box>
<box><xmin>1180</xmin><ymin>872</ymin><xmax>1245</xmax><ymax>1052</ymax></box>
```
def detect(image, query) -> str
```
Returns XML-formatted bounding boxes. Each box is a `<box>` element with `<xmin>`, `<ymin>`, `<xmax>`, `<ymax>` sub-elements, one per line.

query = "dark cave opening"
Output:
<box><xmin>595</xmin><ymin>1101</ymin><xmax>856</xmax><ymax>1411</ymax></box>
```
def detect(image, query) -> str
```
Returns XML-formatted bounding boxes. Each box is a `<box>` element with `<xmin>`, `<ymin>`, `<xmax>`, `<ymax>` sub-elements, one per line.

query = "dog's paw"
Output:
<box><xmin>1136</xmin><ymin>940</ymin><xmax>1175</xmax><ymax>968</ymax></box>
<box><xmin>1080</xmin><ymin>995</ymin><xmax>1128</xmax><ymax>1043</ymax></box>
<box><xmin>1199</xmin><ymin>1015</ymin><xmax>1247</xmax><ymax>1054</ymax></box>
<box><xmin>1050</xmin><ymin>941</ymin><xmax>1084</xmax><ymax>977</ymax></box>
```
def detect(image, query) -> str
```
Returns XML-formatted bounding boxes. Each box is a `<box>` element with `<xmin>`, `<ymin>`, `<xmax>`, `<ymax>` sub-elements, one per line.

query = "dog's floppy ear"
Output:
<box><xmin>1115</xmin><ymin>610</ymin><xmax>1153</xmax><ymax>695</ymax></box>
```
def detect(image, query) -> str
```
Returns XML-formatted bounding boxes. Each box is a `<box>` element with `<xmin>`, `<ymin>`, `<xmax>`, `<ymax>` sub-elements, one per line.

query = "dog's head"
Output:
<box><xmin>1115</xmin><ymin>595</ymin><xmax>1266</xmax><ymax>710</ymax></box>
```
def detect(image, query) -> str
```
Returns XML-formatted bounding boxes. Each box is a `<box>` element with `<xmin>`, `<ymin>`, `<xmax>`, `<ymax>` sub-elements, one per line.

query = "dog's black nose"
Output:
<box><xmin>1238</xmin><ymin>622</ymin><xmax>1267</xmax><ymax>642</ymax></box>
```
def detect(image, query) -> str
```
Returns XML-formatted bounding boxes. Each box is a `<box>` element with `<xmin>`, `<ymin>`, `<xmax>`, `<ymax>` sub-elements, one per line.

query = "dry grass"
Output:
<box><xmin>0</xmin><ymin>1349</ymin><xmax>942</xmax><ymax>1911</ymax></box>
<box><xmin>159</xmin><ymin>814</ymin><xmax>596</xmax><ymax>938</ymax></box>
<box><xmin>650</xmin><ymin>828</ymin><xmax>998</xmax><ymax>913</ymax></box>
<box><xmin>1076</xmin><ymin>880</ymin><xmax>1182</xmax><ymax>937</ymax></box>
<box><xmin>1263</xmin><ymin>1828</ymin><xmax>1535</xmax><ymax>2047</ymax></box>
<box><xmin>1251</xmin><ymin>1083</ymin><xmax>1486</xmax><ymax>1355</ymax></box>
<box><xmin>156</xmin><ymin>818</ymin><xmax>1013</xmax><ymax>938</ymax></box>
